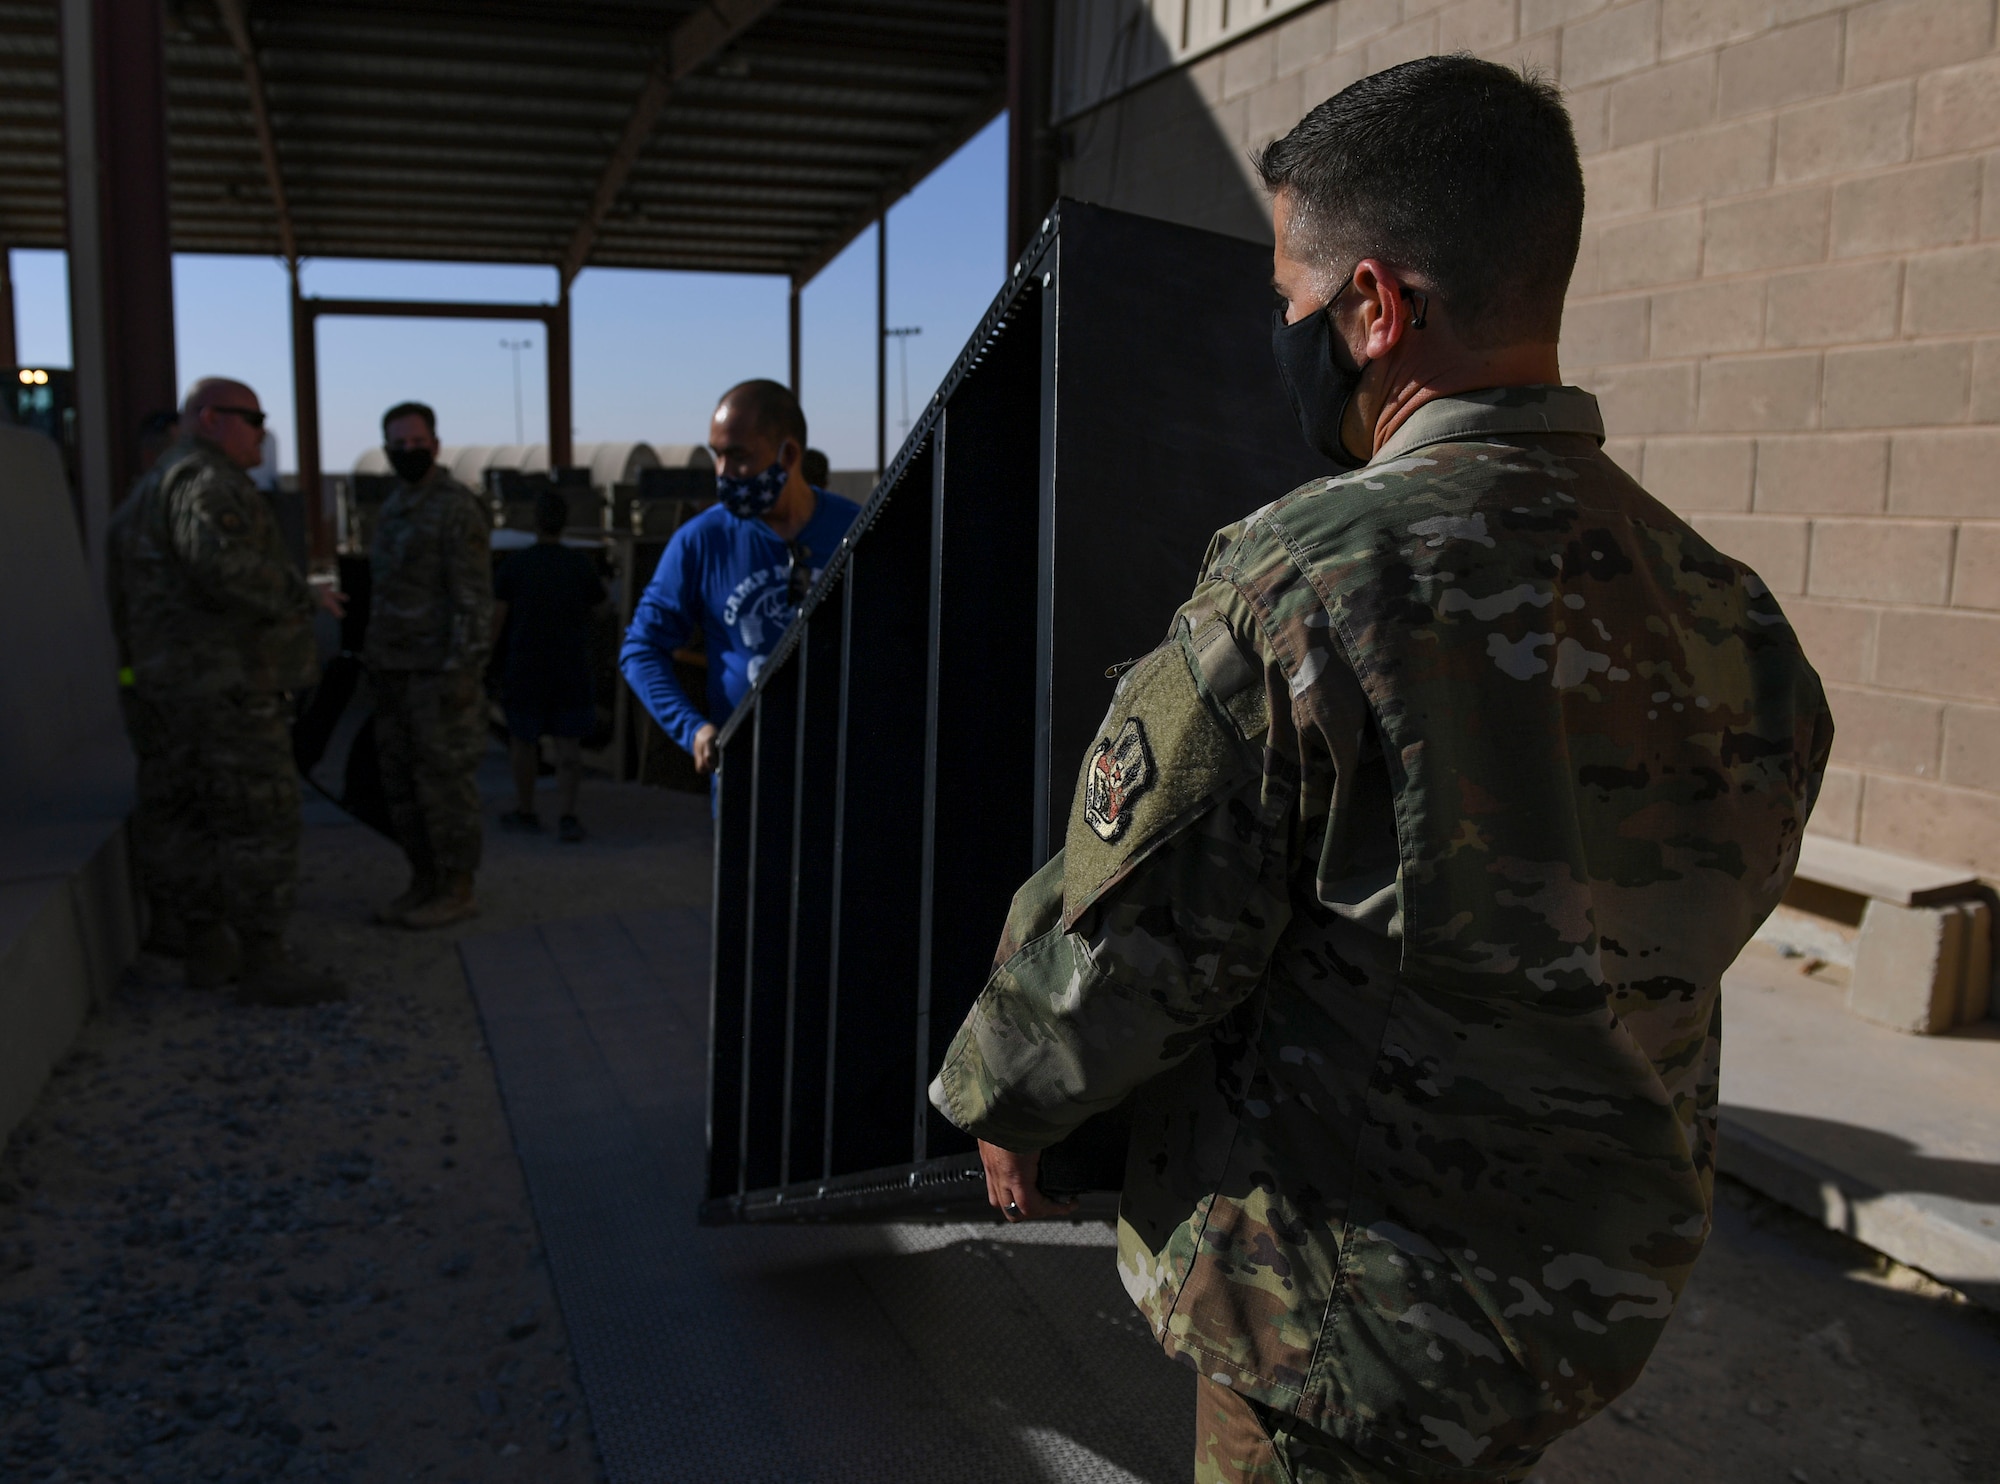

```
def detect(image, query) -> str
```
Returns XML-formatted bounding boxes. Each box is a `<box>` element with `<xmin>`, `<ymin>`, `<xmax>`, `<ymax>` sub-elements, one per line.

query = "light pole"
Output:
<box><xmin>885</xmin><ymin>325</ymin><xmax>921</xmax><ymax>442</ymax></box>
<box><xmin>499</xmin><ymin>336</ymin><xmax>533</xmax><ymax>444</ymax></box>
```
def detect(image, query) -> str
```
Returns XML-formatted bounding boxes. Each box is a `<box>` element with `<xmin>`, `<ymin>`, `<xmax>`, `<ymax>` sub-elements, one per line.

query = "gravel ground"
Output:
<box><xmin>4</xmin><ymin>751</ymin><xmax>1997</xmax><ymax>1484</ymax></box>
<box><xmin>0</xmin><ymin>757</ymin><xmax>709</xmax><ymax>1484</ymax></box>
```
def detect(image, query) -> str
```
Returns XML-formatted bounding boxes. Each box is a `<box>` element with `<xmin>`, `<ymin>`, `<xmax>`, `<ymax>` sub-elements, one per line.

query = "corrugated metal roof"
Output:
<box><xmin>0</xmin><ymin>0</ymin><xmax>1006</xmax><ymax>280</ymax></box>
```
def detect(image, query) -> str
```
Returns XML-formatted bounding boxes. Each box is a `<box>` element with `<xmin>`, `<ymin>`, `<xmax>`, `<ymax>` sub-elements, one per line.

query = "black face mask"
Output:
<box><xmin>387</xmin><ymin>446</ymin><xmax>435</xmax><ymax>484</ymax></box>
<box><xmin>1270</xmin><ymin>276</ymin><xmax>1427</xmax><ymax>470</ymax></box>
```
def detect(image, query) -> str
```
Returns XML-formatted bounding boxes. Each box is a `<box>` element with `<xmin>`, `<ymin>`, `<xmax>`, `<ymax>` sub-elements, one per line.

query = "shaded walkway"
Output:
<box><xmin>463</xmin><ymin>908</ymin><xmax>1189</xmax><ymax>1484</ymax></box>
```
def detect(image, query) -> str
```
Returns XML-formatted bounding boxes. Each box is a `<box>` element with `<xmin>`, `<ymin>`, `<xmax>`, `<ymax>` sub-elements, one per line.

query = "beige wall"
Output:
<box><xmin>1058</xmin><ymin>0</ymin><xmax>2000</xmax><ymax>874</ymax></box>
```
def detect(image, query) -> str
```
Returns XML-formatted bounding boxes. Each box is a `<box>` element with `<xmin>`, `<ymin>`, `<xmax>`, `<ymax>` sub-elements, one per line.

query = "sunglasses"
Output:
<box><xmin>213</xmin><ymin>405</ymin><xmax>268</xmax><ymax>429</ymax></box>
<box><xmin>785</xmin><ymin>542</ymin><xmax>813</xmax><ymax>606</ymax></box>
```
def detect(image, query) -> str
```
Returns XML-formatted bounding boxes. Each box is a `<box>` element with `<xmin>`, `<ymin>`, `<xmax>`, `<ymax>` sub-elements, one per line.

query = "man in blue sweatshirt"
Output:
<box><xmin>620</xmin><ymin>379</ymin><xmax>861</xmax><ymax>774</ymax></box>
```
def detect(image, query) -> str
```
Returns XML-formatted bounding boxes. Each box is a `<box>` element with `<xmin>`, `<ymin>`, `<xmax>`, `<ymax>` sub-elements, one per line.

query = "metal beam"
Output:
<box><xmin>875</xmin><ymin>215</ymin><xmax>886</xmax><ymax>477</ymax></box>
<box><xmin>787</xmin><ymin>87</ymin><xmax>1006</xmax><ymax>285</ymax></box>
<box><xmin>787</xmin><ymin>279</ymin><xmax>800</xmax><ymax>398</ymax></box>
<box><xmin>547</xmin><ymin>282</ymin><xmax>572</xmax><ymax>470</ymax></box>
<box><xmin>0</xmin><ymin>244</ymin><xmax>16</xmax><ymax>367</ymax></box>
<box><xmin>558</xmin><ymin>0</ymin><xmax>784</xmax><ymax>286</ymax></box>
<box><xmin>214</xmin><ymin>0</ymin><xmax>298</xmax><ymax>263</ymax></box>
<box><xmin>1006</xmin><ymin>0</ymin><xmax>1058</xmax><ymax>263</ymax></box>
<box><xmin>60</xmin><ymin>0</ymin><xmax>177</xmax><ymax>581</ymax></box>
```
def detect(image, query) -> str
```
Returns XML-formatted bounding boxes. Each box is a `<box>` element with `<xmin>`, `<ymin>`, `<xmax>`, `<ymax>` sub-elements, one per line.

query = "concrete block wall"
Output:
<box><xmin>1058</xmin><ymin>0</ymin><xmax>2000</xmax><ymax>874</ymax></box>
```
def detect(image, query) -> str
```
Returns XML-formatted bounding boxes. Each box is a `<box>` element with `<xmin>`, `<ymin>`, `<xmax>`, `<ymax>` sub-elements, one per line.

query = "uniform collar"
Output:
<box><xmin>1372</xmin><ymin>385</ymin><xmax>1605</xmax><ymax>464</ymax></box>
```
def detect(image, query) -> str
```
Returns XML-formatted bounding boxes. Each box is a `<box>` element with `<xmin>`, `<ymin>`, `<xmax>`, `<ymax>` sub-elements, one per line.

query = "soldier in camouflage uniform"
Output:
<box><xmin>930</xmin><ymin>60</ymin><xmax>1833</xmax><ymax>1484</ymax></box>
<box><xmin>109</xmin><ymin>379</ymin><xmax>346</xmax><ymax>1005</ymax></box>
<box><xmin>367</xmin><ymin>401</ymin><xmax>494</xmax><ymax>929</ymax></box>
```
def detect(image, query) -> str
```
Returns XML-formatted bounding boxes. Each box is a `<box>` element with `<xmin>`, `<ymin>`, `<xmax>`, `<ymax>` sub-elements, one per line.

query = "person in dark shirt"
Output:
<box><xmin>492</xmin><ymin>492</ymin><xmax>605</xmax><ymax>842</ymax></box>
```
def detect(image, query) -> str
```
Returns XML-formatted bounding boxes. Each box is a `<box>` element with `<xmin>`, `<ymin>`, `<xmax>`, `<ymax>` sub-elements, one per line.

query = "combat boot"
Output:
<box><xmin>374</xmin><ymin>872</ymin><xmax>438</xmax><ymax>926</ymax></box>
<box><xmin>400</xmin><ymin>873</ymin><xmax>479</xmax><ymax>930</ymax></box>
<box><xmin>235</xmin><ymin>936</ymin><xmax>346</xmax><ymax>1008</ymax></box>
<box><xmin>182</xmin><ymin>924</ymin><xmax>240</xmax><ymax>989</ymax></box>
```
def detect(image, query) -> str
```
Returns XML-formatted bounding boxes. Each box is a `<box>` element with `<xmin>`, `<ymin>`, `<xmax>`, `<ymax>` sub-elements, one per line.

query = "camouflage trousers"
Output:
<box><xmin>135</xmin><ymin>689</ymin><xmax>302</xmax><ymax>943</ymax></box>
<box><xmin>372</xmin><ymin>667</ymin><xmax>486</xmax><ymax>881</ymax></box>
<box><xmin>1196</xmin><ymin>1378</ymin><xmax>1541</xmax><ymax>1484</ymax></box>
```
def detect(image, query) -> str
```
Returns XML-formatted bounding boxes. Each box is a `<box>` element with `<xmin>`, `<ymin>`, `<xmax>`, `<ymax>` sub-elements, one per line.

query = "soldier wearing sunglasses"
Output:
<box><xmin>107</xmin><ymin>378</ymin><xmax>346</xmax><ymax>1007</ymax></box>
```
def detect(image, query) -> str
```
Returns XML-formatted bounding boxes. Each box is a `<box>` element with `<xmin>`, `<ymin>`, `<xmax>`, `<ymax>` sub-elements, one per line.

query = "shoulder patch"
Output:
<box><xmin>1083</xmin><ymin>718</ymin><xmax>1154</xmax><ymax>842</ymax></box>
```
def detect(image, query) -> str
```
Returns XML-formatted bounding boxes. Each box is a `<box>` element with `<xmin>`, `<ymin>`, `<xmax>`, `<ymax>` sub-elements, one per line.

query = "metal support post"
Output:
<box><xmin>787</xmin><ymin>280</ymin><xmax>801</xmax><ymax>398</ymax></box>
<box><xmin>548</xmin><ymin>280</ymin><xmax>573</xmax><ymax>469</ymax></box>
<box><xmin>875</xmin><ymin>215</ymin><xmax>887</xmax><ymax>477</ymax></box>
<box><xmin>289</xmin><ymin>267</ymin><xmax>327</xmax><ymax>562</ymax></box>
<box><xmin>0</xmin><ymin>246</ymin><xmax>16</xmax><ymax>367</ymax></box>
<box><xmin>1006</xmin><ymin>0</ymin><xmax>1059</xmax><ymax>262</ymax></box>
<box><xmin>59</xmin><ymin>0</ymin><xmax>177</xmax><ymax>577</ymax></box>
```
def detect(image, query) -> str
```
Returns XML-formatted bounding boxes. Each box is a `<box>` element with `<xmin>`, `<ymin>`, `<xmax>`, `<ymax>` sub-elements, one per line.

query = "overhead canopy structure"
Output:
<box><xmin>2</xmin><ymin>0</ymin><xmax>1008</xmax><ymax>284</ymax></box>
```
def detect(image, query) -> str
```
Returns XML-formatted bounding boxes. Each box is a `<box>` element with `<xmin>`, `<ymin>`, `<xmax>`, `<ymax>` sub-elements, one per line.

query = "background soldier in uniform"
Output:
<box><xmin>367</xmin><ymin>401</ymin><xmax>494</xmax><ymax>929</ymax></box>
<box><xmin>929</xmin><ymin>59</ymin><xmax>1834</xmax><ymax>1484</ymax></box>
<box><xmin>109</xmin><ymin>378</ymin><xmax>346</xmax><ymax>1005</ymax></box>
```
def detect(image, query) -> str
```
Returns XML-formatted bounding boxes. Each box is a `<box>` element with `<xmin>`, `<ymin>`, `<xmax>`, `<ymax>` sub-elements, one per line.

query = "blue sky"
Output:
<box><xmin>8</xmin><ymin>114</ymin><xmax>1006</xmax><ymax>475</ymax></box>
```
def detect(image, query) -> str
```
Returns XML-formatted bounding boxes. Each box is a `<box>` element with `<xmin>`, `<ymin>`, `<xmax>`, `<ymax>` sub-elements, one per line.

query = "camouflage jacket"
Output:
<box><xmin>365</xmin><ymin>467</ymin><xmax>493</xmax><ymax>672</ymax></box>
<box><xmin>109</xmin><ymin>437</ymin><xmax>318</xmax><ymax>700</ymax></box>
<box><xmin>931</xmin><ymin>387</ymin><xmax>1832</xmax><ymax>1478</ymax></box>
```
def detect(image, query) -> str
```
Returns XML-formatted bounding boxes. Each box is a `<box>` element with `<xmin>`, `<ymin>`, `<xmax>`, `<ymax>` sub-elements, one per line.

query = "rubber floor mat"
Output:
<box><xmin>461</xmin><ymin>909</ymin><xmax>1192</xmax><ymax>1484</ymax></box>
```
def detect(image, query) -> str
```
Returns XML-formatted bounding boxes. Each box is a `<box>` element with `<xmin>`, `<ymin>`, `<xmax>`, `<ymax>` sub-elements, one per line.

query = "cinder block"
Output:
<box><xmin>1659</xmin><ymin>117</ymin><xmax>1774</xmax><ymax>205</ymax></box>
<box><xmin>1524</xmin><ymin>0</ymin><xmax>1612</xmax><ymax>34</ymax></box>
<box><xmin>1823</xmin><ymin>681</ymin><xmax>1945</xmax><ymax>775</ymax></box>
<box><xmin>1808</xmin><ymin>764</ymin><xmax>1863</xmax><ymax>839</ymax></box>
<box><xmin>1846</xmin><ymin>0</ymin><xmax>1999</xmax><ymax>89</ymax></box>
<box><xmin>1824</xmin><ymin>341</ymin><xmax>1971</xmax><ymax>429</ymax></box>
<box><xmin>1650</xmin><ymin>279</ymin><xmax>1766</xmax><ymax>356</ymax></box>
<box><xmin>1584</xmin><ymin>143</ymin><xmax>1659</xmax><ymax>220</ymax></box>
<box><xmin>1718</xmin><ymin>16</ymin><xmax>1842</xmax><ymax>118</ymax></box>
<box><xmin>1784</xmin><ymin>597</ymin><xmax>1878</xmax><ymax>684</ymax></box>
<box><xmin>1593</xmin><ymin>359</ymin><xmax>1700</xmax><ymax>433</ymax></box>
<box><xmin>1698</xmin><ymin>353</ymin><xmax>1823</xmax><ymax>432</ymax></box>
<box><xmin>1601</xmin><ymin>207</ymin><xmax>1703</xmax><ymax>289</ymax></box>
<box><xmin>1561</xmin><ymin>294</ymin><xmax>1651</xmax><ymax>366</ymax></box>
<box><xmin>1913</xmin><ymin>55</ymin><xmax>2000</xmax><ymax>156</ymax></box>
<box><xmin>1566</xmin><ymin>83</ymin><xmax>1613</xmax><ymax>153</ymax></box>
<box><xmin>1863</xmin><ymin>773</ymin><xmax>2000</xmax><ymax>875</ymax></box>
<box><xmin>1662</xmin><ymin>0</ymin><xmax>1780</xmax><ymax>57</ymax></box>
<box><xmin>1273</xmin><ymin>3</ymin><xmax>1337</xmax><ymax>72</ymax></box>
<box><xmin>1247</xmin><ymin>71</ymin><xmax>1306</xmax><ymax>149</ymax></box>
<box><xmin>1765</xmin><ymin>260</ymin><xmax>1903</xmax><ymax>349</ymax></box>
<box><xmin>1942</xmin><ymin>702</ymin><xmax>2000</xmax><ymax>791</ymax></box>
<box><xmin>1775</xmin><ymin>83</ymin><xmax>1916</xmax><ymax>184</ymax></box>
<box><xmin>1848</xmin><ymin>897</ymin><xmax>1991</xmax><ymax>1034</ymax></box>
<box><xmin>1810</xmin><ymin>519</ymin><xmax>1957</xmax><ymax>604</ymax></box>
<box><xmin>1974</xmin><ymin>338</ymin><xmax>2000</xmax><ymax>422</ymax></box>
<box><xmin>1889</xmin><ymin>428</ymin><xmax>2000</xmax><ymax>515</ymax></box>
<box><xmin>1689</xmin><ymin>512</ymin><xmax>1812</xmax><ymax>590</ymax></box>
<box><xmin>1222</xmin><ymin>28</ymin><xmax>1278</xmax><ymax>99</ymax></box>
<box><xmin>1611</xmin><ymin>53</ymin><xmax>1717</xmax><ymax>146</ymax></box>
<box><xmin>1832</xmin><ymin>159</ymin><xmax>1982</xmax><ymax>257</ymax></box>
<box><xmin>1490</xmin><ymin>29</ymin><xmax>1563</xmax><ymax>75</ymax></box>
<box><xmin>1604</xmin><ymin>436</ymin><xmax>1646</xmax><ymax>477</ymax></box>
<box><xmin>1688</xmin><ymin>508</ymin><xmax>1816</xmax><ymax>588</ymax></box>
<box><xmin>1438</xmin><ymin>0</ymin><xmax>1520</xmax><ymax>52</ymax></box>
<box><xmin>1755</xmin><ymin>435</ymin><xmax>1889</xmax><ymax>514</ymax></box>
<box><xmin>1703</xmin><ymin>186</ymin><xmax>1828</xmax><ymax>275</ymax></box>
<box><xmin>1370</xmin><ymin>17</ymin><xmax>1441</xmax><ymax>74</ymax></box>
<box><xmin>1952</xmin><ymin>522</ymin><xmax>2000</xmax><ymax>610</ymax></box>
<box><xmin>1904</xmin><ymin>244</ymin><xmax>2000</xmax><ymax>337</ymax></box>
<box><xmin>1984</xmin><ymin>153</ymin><xmax>2000</xmax><ymax>239</ymax></box>
<box><xmin>1301</xmin><ymin>49</ymin><xmax>1371</xmax><ymax>106</ymax></box>
<box><xmin>1572</xmin><ymin>223</ymin><xmax>1605</xmax><ymax>296</ymax></box>
<box><xmin>1643</xmin><ymin>435</ymin><xmax>1757</xmax><ymax>511</ymax></box>
<box><xmin>1873</xmin><ymin>607</ymin><xmax>2000</xmax><ymax>702</ymax></box>
<box><xmin>1563</xmin><ymin>0</ymin><xmax>1663</xmax><ymax>87</ymax></box>
<box><xmin>1339</xmin><ymin>0</ymin><xmax>1405</xmax><ymax>48</ymax></box>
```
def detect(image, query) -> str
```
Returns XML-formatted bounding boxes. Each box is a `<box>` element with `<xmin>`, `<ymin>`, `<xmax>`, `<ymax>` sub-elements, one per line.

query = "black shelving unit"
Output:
<box><xmin>702</xmin><ymin>199</ymin><xmax>1328</xmax><ymax>1224</ymax></box>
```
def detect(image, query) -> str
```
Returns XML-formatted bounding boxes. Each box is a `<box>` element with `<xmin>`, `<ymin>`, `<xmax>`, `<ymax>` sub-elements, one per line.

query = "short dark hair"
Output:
<box><xmin>534</xmin><ymin>491</ymin><xmax>569</xmax><ymax>535</ymax></box>
<box><xmin>1255</xmin><ymin>56</ymin><xmax>1583</xmax><ymax>347</ymax></box>
<box><xmin>720</xmin><ymin>379</ymin><xmax>807</xmax><ymax>449</ymax></box>
<box><xmin>802</xmin><ymin>448</ymin><xmax>830</xmax><ymax>486</ymax></box>
<box><xmin>382</xmin><ymin>401</ymin><xmax>437</xmax><ymax>438</ymax></box>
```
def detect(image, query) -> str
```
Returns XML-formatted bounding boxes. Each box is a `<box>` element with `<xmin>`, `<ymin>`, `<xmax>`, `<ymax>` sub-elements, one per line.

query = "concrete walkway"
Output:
<box><xmin>1718</xmin><ymin>939</ymin><xmax>2000</xmax><ymax>1308</ymax></box>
